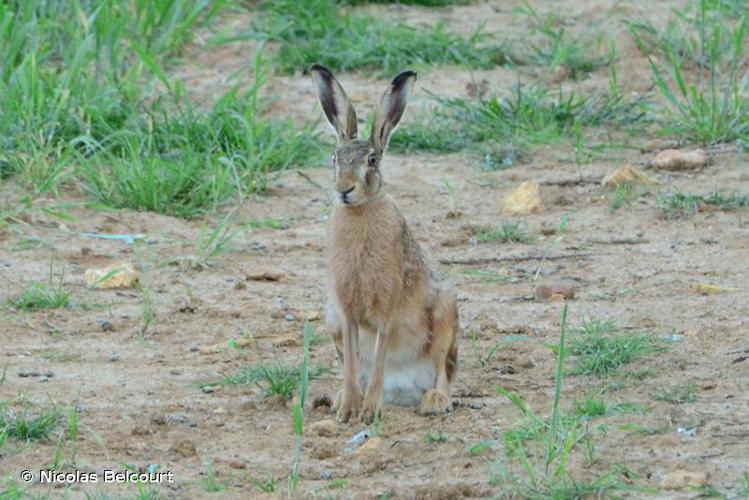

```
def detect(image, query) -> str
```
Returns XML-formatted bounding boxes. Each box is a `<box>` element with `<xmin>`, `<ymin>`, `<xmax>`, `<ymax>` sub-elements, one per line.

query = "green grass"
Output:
<box><xmin>289</xmin><ymin>322</ymin><xmax>313</xmax><ymax>496</ymax></box>
<box><xmin>346</xmin><ymin>0</ymin><xmax>471</xmax><ymax>5</ymax></box>
<box><xmin>1</xmin><ymin>2</ymin><xmax>322</xmax><ymax>213</ymax></box>
<box><xmin>424</xmin><ymin>430</ymin><xmax>450</xmax><ymax>443</ymax></box>
<box><xmin>568</xmin><ymin>318</ymin><xmax>662</xmax><ymax>378</ymax></box>
<box><xmin>609</xmin><ymin>181</ymin><xmax>651</xmax><ymax>211</ymax></box>
<box><xmin>220</xmin><ymin>335</ymin><xmax>325</xmax><ymax>399</ymax></box>
<box><xmin>0</xmin><ymin>403</ymin><xmax>59</xmax><ymax>442</ymax></box>
<box><xmin>658</xmin><ymin>191</ymin><xmax>749</xmax><ymax>217</ymax></box>
<box><xmin>653</xmin><ymin>383</ymin><xmax>696</xmax><ymax>404</ymax></box>
<box><xmin>201</xmin><ymin>463</ymin><xmax>230</xmax><ymax>493</ymax></box>
<box><xmin>514</xmin><ymin>1</ymin><xmax>611</xmax><ymax>79</ymax></box>
<box><xmin>250</xmin><ymin>473</ymin><xmax>277</xmax><ymax>493</ymax></box>
<box><xmin>9</xmin><ymin>264</ymin><xmax>71</xmax><ymax>311</ymax></box>
<box><xmin>252</xmin><ymin>0</ymin><xmax>506</xmax><ymax>74</ymax></box>
<box><xmin>493</xmin><ymin>305</ymin><xmax>642</xmax><ymax>498</ymax></box>
<box><xmin>629</xmin><ymin>0</ymin><xmax>749</xmax><ymax>144</ymax></box>
<box><xmin>475</xmin><ymin>221</ymin><xmax>534</xmax><ymax>244</ymax></box>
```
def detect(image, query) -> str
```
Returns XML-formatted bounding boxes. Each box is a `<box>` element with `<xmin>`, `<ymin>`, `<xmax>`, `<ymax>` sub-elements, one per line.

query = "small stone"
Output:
<box><xmin>246</xmin><ymin>270</ymin><xmax>283</xmax><ymax>282</ymax></box>
<box><xmin>168</xmin><ymin>413</ymin><xmax>188</xmax><ymax>424</ymax></box>
<box><xmin>660</xmin><ymin>469</ymin><xmax>709</xmax><ymax>490</ymax></box>
<box><xmin>38</xmin><ymin>375</ymin><xmax>49</xmax><ymax>383</ymax></box>
<box><xmin>307</xmin><ymin>310</ymin><xmax>321</xmax><ymax>321</ymax></box>
<box><xmin>170</xmin><ymin>439</ymin><xmax>197</xmax><ymax>458</ymax></box>
<box><xmin>272</xmin><ymin>336</ymin><xmax>298</xmax><ymax>348</ymax></box>
<box><xmin>310</xmin><ymin>419</ymin><xmax>338</xmax><ymax>437</ymax></box>
<box><xmin>99</xmin><ymin>320</ymin><xmax>114</xmax><ymax>332</ymax></box>
<box><xmin>213</xmin><ymin>407</ymin><xmax>227</xmax><ymax>415</ymax></box>
<box><xmin>602</xmin><ymin>165</ymin><xmax>659</xmax><ymax>187</ymax></box>
<box><xmin>285</xmin><ymin>313</ymin><xmax>296</xmax><ymax>322</ymax></box>
<box><xmin>356</xmin><ymin>436</ymin><xmax>382</xmax><ymax>455</ymax></box>
<box><xmin>108</xmin><ymin>353</ymin><xmax>121</xmax><ymax>362</ymax></box>
<box><xmin>41</xmin><ymin>371</ymin><xmax>54</xmax><ymax>378</ymax></box>
<box><xmin>201</xmin><ymin>385</ymin><xmax>216</xmax><ymax>394</ymax></box>
<box><xmin>503</xmin><ymin>182</ymin><xmax>543</xmax><ymax>215</ymax></box>
<box><xmin>516</xmin><ymin>356</ymin><xmax>535</xmax><ymax>369</ymax></box>
<box><xmin>319</xmin><ymin>470</ymin><xmax>332</xmax><ymax>481</ymax></box>
<box><xmin>150</xmin><ymin>414</ymin><xmax>167</xmax><ymax>426</ymax></box>
<box><xmin>18</xmin><ymin>369</ymin><xmax>40</xmax><ymax>378</ymax></box>
<box><xmin>534</xmin><ymin>283</ymin><xmax>575</xmax><ymax>302</ymax></box>
<box><xmin>230</xmin><ymin>310</ymin><xmax>241</xmax><ymax>319</ymax></box>
<box><xmin>651</xmin><ymin>149</ymin><xmax>710</xmax><ymax>171</ymax></box>
<box><xmin>227</xmin><ymin>459</ymin><xmax>246</xmax><ymax>470</ymax></box>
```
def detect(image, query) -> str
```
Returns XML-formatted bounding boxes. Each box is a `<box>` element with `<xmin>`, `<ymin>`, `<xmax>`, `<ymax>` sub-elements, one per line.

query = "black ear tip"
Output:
<box><xmin>393</xmin><ymin>70</ymin><xmax>417</xmax><ymax>86</ymax></box>
<box><xmin>310</xmin><ymin>64</ymin><xmax>332</xmax><ymax>75</ymax></box>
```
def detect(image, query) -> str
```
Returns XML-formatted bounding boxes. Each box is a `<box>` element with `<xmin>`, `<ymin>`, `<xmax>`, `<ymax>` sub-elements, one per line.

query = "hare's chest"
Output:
<box><xmin>329</xmin><ymin>222</ymin><xmax>400</xmax><ymax>316</ymax></box>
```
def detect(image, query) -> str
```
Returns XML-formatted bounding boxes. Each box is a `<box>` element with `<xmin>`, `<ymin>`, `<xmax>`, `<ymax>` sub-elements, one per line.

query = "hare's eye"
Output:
<box><xmin>367</xmin><ymin>153</ymin><xmax>377</xmax><ymax>167</ymax></box>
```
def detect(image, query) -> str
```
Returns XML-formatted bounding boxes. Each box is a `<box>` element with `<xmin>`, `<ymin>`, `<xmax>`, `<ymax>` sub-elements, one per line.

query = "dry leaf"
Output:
<box><xmin>602</xmin><ymin>165</ymin><xmax>659</xmax><ymax>187</ymax></box>
<box><xmin>503</xmin><ymin>182</ymin><xmax>543</xmax><ymax>215</ymax></box>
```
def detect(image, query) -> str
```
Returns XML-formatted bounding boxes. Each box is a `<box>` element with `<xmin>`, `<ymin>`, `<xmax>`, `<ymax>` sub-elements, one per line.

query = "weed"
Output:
<box><xmin>466</xmin><ymin>439</ymin><xmax>496</xmax><ymax>456</ymax></box>
<box><xmin>494</xmin><ymin>305</ymin><xmax>638</xmax><ymax>497</ymax></box>
<box><xmin>0</xmin><ymin>403</ymin><xmax>59</xmax><ymax>441</ymax></box>
<box><xmin>250</xmin><ymin>473</ymin><xmax>277</xmax><ymax>493</ymax></box>
<box><xmin>630</xmin><ymin>0</ymin><xmax>749</xmax><ymax>144</ymax></box>
<box><xmin>475</xmin><ymin>221</ymin><xmax>534</xmax><ymax>244</ymax></box>
<box><xmin>195</xmin><ymin>213</ymin><xmax>240</xmax><ymax>265</ymax></box>
<box><xmin>568</xmin><ymin>318</ymin><xmax>662</xmax><ymax>377</ymax></box>
<box><xmin>9</xmin><ymin>263</ymin><xmax>70</xmax><ymax>311</ymax></box>
<box><xmin>658</xmin><ymin>191</ymin><xmax>749</xmax><ymax>216</ymax></box>
<box><xmin>610</xmin><ymin>181</ymin><xmax>651</xmax><ymax>211</ymax></box>
<box><xmin>653</xmin><ymin>383</ymin><xmax>696</xmax><ymax>404</ymax></box>
<box><xmin>573</xmin><ymin>398</ymin><xmax>608</xmax><ymax>418</ymax></box>
<box><xmin>253</xmin><ymin>0</ymin><xmax>505</xmax><ymax>74</ymax></box>
<box><xmin>737</xmin><ymin>472</ymin><xmax>749</xmax><ymax>496</ymax></box>
<box><xmin>514</xmin><ymin>1</ymin><xmax>610</xmax><ymax>79</ymax></box>
<box><xmin>289</xmin><ymin>322</ymin><xmax>313</xmax><ymax>496</ymax></box>
<box><xmin>201</xmin><ymin>463</ymin><xmax>229</xmax><ymax>493</ymax></box>
<box><xmin>346</xmin><ymin>0</ymin><xmax>470</xmax><ymax>5</ymax></box>
<box><xmin>424</xmin><ymin>430</ymin><xmax>450</xmax><ymax>444</ymax></box>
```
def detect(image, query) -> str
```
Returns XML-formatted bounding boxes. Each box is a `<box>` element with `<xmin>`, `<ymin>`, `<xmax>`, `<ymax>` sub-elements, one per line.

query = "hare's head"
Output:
<box><xmin>310</xmin><ymin>65</ymin><xmax>416</xmax><ymax>206</ymax></box>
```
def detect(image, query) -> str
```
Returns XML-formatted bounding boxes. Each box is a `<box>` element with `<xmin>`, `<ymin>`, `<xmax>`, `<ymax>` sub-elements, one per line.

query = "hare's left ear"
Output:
<box><xmin>370</xmin><ymin>70</ymin><xmax>417</xmax><ymax>154</ymax></box>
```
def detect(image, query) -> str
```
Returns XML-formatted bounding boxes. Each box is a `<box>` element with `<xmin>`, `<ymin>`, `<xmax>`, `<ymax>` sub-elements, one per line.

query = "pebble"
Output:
<box><xmin>168</xmin><ymin>413</ymin><xmax>188</xmax><ymax>424</ymax></box>
<box><xmin>285</xmin><ymin>313</ymin><xmax>296</xmax><ymax>322</ymax></box>
<box><xmin>201</xmin><ymin>386</ymin><xmax>216</xmax><ymax>394</ymax></box>
<box><xmin>108</xmin><ymin>353</ymin><xmax>121</xmax><ymax>362</ymax></box>
<box><xmin>319</xmin><ymin>470</ymin><xmax>332</xmax><ymax>480</ymax></box>
<box><xmin>38</xmin><ymin>375</ymin><xmax>49</xmax><ymax>383</ymax></box>
<box><xmin>660</xmin><ymin>469</ymin><xmax>709</xmax><ymax>490</ymax></box>
<box><xmin>355</xmin><ymin>436</ymin><xmax>382</xmax><ymax>455</ymax></box>
<box><xmin>99</xmin><ymin>320</ymin><xmax>114</xmax><ymax>332</ymax></box>
<box><xmin>18</xmin><ymin>369</ymin><xmax>40</xmax><ymax>378</ymax></box>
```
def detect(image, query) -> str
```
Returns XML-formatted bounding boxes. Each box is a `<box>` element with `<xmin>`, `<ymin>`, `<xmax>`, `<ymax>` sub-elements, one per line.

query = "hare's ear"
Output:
<box><xmin>309</xmin><ymin>64</ymin><xmax>358</xmax><ymax>142</ymax></box>
<box><xmin>371</xmin><ymin>70</ymin><xmax>416</xmax><ymax>153</ymax></box>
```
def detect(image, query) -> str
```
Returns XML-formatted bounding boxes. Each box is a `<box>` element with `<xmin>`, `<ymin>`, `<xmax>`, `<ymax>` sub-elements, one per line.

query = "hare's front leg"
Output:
<box><xmin>335</xmin><ymin>318</ymin><xmax>362</xmax><ymax>423</ymax></box>
<box><xmin>359</xmin><ymin>322</ymin><xmax>392</xmax><ymax>424</ymax></box>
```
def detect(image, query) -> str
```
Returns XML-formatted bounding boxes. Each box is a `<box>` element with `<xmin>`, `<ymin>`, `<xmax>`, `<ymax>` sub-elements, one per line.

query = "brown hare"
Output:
<box><xmin>309</xmin><ymin>65</ymin><xmax>459</xmax><ymax>424</ymax></box>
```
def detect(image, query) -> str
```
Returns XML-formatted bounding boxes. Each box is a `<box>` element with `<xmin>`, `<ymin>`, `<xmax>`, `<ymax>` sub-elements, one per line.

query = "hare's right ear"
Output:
<box><xmin>309</xmin><ymin>65</ymin><xmax>358</xmax><ymax>142</ymax></box>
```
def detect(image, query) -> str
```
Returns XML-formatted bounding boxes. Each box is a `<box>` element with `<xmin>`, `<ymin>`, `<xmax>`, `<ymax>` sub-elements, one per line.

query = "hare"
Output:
<box><xmin>309</xmin><ymin>65</ymin><xmax>459</xmax><ymax>424</ymax></box>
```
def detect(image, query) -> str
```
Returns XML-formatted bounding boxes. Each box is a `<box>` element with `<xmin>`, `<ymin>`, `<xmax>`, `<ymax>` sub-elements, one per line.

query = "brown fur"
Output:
<box><xmin>310</xmin><ymin>65</ymin><xmax>459</xmax><ymax>423</ymax></box>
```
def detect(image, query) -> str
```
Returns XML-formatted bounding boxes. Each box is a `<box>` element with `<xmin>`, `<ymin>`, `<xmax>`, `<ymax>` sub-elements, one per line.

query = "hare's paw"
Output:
<box><xmin>358</xmin><ymin>394</ymin><xmax>382</xmax><ymax>425</ymax></box>
<box><xmin>335</xmin><ymin>387</ymin><xmax>363</xmax><ymax>423</ymax></box>
<box><xmin>419</xmin><ymin>389</ymin><xmax>451</xmax><ymax>416</ymax></box>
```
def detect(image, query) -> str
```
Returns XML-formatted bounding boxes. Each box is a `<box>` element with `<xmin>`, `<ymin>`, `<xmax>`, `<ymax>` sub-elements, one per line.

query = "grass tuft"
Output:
<box><xmin>568</xmin><ymin>318</ymin><xmax>663</xmax><ymax>377</ymax></box>
<box><xmin>253</xmin><ymin>0</ymin><xmax>506</xmax><ymax>74</ymax></box>
<box><xmin>0</xmin><ymin>403</ymin><xmax>59</xmax><ymax>442</ymax></box>
<box><xmin>629</xmin><ymin>0</ymin><xmax>749</xmax><ymax>144</ymax></box>
<box><xmin>653</xmin><ymin>383</ymin><xmax>696</xmax><ymax>404</ymax></box>
<box><xmin>475</xmin><ymin>221</ymin><xmax>534</xmax><ymax>244</ymax></box>
<box><xmin>658</xmin><ymin>191</ymin><xmax>749</xmax><ymax>217</ymax></box>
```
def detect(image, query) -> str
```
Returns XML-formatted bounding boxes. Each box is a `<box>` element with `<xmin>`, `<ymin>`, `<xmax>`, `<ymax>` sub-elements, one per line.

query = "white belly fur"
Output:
<box><xmin>355</xmin><ymin>326</ymin><xmax>436</xmax><ymax>406</ymax></box>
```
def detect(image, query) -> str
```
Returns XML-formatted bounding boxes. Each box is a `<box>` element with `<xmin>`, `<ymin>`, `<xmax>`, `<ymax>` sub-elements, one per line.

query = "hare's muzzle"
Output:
<box><xmin>338</xmin><ymin>186</ymin><xmax>355</xmax><ymax>204</ymax></box>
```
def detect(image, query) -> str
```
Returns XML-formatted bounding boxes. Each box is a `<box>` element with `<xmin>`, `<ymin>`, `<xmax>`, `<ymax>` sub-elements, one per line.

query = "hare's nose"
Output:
<box><xmin>338</xmin><ymin>186</ymin><xmax>355</xmax><ymax>204</ymax></box>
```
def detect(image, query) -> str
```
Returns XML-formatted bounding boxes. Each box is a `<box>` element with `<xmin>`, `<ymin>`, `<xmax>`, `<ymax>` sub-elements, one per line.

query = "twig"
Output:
<box><xmin>439</xmin><ymin>252</ymin><xmax>604</xmax><ymax>266</ymax></box>
<box><xmin>296</xmin><ymin>170</ymin><xmax>326</xmax><ymax>191</ymax></box>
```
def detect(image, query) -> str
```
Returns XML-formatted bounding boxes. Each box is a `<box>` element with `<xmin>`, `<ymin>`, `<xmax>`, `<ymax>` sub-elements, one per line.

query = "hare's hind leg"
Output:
<box><xmin>419</xmin><ymin>292</ymin><xmax>459</xmax><ymax>416</ymax></box>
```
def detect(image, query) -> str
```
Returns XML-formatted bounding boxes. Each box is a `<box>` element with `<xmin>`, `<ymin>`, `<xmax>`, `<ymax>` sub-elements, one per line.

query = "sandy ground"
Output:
<box><xmin>2</xmin><ymin>1</ymin><xmax>749</xmax><ymax>499</ymax></box>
